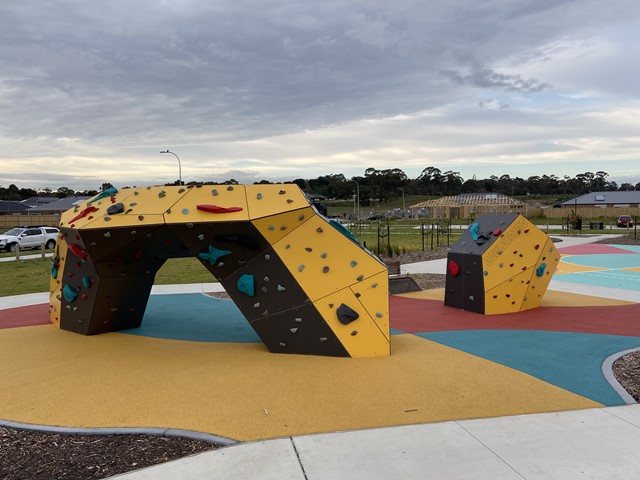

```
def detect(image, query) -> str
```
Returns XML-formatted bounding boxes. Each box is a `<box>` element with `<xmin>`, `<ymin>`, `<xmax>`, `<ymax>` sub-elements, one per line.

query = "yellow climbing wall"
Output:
<box><xmin>50</xmin><ymin>184</ymin><xmax>390</xmax><ymax>358</ymax></box>
<box><xmin>445</xmin><ymin>214</ymin><xmax>559</xmax><ymax>315</ymax></box>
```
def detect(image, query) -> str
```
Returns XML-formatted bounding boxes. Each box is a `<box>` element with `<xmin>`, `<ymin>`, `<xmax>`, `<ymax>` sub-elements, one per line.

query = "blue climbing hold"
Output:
<box><xmin>237</xmin><ymin>274</ymin><xmax>255</xmax><ymax>297</ymax></box>
<box><xmin>469</xmin><ymin>223</ymin><xmax>479</xmax><ymax>241</ymax></box>
<box><xmin>63</xmin><ymin>284</ymin><xmax>78</xmax><ymax>303</ymax></box>
<box><xmin>198</xmin><ymin>245</ymin><xmax>232</xmax><ymax>265</ymax></box>
<box><xmin>82</xmin><ymin>276</ymin><xmax>92</xmax><ymax>288</ymax></box>
<box><xmin>536</xmin><ymin>263</ymin><xmax>547</xmax><ymax>277</ymax></box>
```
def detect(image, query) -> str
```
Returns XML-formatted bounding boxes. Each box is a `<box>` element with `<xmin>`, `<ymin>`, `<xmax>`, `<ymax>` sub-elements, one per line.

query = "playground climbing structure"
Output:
<box><xmin>445</xmin><ymin>214</ymin><xmax>559</xmax><ymax>314</ymax></box>
<box><xmin>49</xmin><ymin>185</ymin><xmax>390</xmax><ymax>357</ymax></box>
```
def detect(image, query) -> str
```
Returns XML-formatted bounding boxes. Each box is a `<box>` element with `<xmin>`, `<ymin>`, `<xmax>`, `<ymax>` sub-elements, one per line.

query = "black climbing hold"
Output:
<box><xmin>337</xmin><ymin>303</ymin><xmax>359</xmax><ymax>325</ymax></box>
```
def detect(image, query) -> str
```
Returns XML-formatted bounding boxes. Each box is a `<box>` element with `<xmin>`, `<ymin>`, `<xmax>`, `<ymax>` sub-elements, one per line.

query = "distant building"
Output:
<box><xmin>558</xmin><ymin>191</ymin><xmax>640</xmax><ymax>209</ymax></box>
<box><xmin>0</xmin><ymin>200</ymin><xmax>30</xmax><ymax>215</ymax></box>
<box><xmin>20</xmin><ymin>196</ymin><xmax>59</xmax><ymax>208</ymax></box>
<box><xmin>28</xmin><ymin>196</ymin><xmax>92</xmax><ymax>214</ymax></box>
<box><xmin>410</xmin><ymin>193</ymin><xmax>527</xmax><ymax>219</ymax></box>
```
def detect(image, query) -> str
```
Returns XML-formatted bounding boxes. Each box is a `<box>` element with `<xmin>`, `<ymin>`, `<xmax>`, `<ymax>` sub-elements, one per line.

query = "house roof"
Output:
<box><xmin>410</xmin><ymin>193</ymin><xmax>525</xmax><ymax>209</ymax></box>
<box><xmin>559</xmin><ymin>191</ymin><xmax>640</xmax><ymax>206</ymax></box>
<box><xmin>0</xmin><ymin>201</ymin><xmax>30</xmax><ymax>214</ymax></box>
<box><xmin>28</xmin><ymin>196</ymin><xmax>92</xmax><ymax>213</ymax></box>
<box><xmin>20</xmin><ymin>196</ymin><xmax>59</xmax><ymax>208</ymax></box>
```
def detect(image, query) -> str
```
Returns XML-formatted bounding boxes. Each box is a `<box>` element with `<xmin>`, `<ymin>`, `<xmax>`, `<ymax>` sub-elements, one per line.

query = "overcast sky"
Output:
<box><xmin>1</xmin><ymin>0</ymin><xmax>639</xmax><ymax>191</ymax></box>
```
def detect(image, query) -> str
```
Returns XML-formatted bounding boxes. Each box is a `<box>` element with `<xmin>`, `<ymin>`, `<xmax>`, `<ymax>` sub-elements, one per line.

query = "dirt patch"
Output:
<box><xmin>0</xmin><ymin>427</ymin><xmax>222</xmax><ymax>479</ymax></box>
<box><xmin>593</xmin><ymin>233</ymin><xmax>640</xmax><ymax>246</ymax></box>
<box><xmin>613</xmin><ymin>351</ymin><xmax>640</xmax><ymax>402</ymax></box>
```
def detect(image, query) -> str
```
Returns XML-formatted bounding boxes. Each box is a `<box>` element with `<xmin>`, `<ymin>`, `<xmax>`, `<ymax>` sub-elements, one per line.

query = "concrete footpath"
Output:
<box><xmin>115</xmin><ymin>405</ymin><xmax>640</xmax><ymax>479</ymax></box>
<box><xmin>112</xmin><ymin>233</ymin><xmax>640</xmax><ymax>479</ymax></box>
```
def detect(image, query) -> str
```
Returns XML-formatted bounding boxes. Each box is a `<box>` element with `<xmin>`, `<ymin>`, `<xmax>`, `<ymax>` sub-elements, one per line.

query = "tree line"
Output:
<box><xmin>1</xmin><ymin>169</ymin><xmax>637</xmax><ymax>204</ymax></box>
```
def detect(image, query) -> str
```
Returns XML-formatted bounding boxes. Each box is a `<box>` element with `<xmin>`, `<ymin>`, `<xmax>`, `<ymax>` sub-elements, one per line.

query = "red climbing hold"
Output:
<box><xmin>447</xmin><ymin>260</ymin><xmax>460</xmax><ymax>277</ymax></box>
<box><xmin>68</xmin><ymin>206</ymin><xmax>99</xmax><ymax>224</ymax></box>
<box><xmin>197</xmin><ymin>204</ymin><xmax>244</xmax><ymax>214</ymax></box>
<box><xmin>492</xmin><ymin>228</ymin><xmax>501</xmax><ymax>236</ymax></box>
<box><xmin>68</xmin><ymin>244</ymin><xmax>87</xmax><ymax>259</ymax></box>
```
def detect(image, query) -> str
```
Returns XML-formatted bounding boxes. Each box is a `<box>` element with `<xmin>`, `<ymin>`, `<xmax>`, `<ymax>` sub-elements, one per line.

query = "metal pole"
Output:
<box><xmin>160</xmin><ymin>150</ymin><xmax>182</xmax><ymax>185</ymax></box>
<box><xmin>352</xmin><ymin>180</ymin><xmax>360</xmax><ymax>220</ymax></box>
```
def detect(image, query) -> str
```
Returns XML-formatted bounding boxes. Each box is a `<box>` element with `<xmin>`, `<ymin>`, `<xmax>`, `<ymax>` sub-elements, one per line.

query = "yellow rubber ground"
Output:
<box><xmin>399</xmin><ymin>288</ymin><xmax>635</xmax><ymax>306</ymax></box>
<box><xmin>0</xmin><ymin>324</ymin><xmax>600</xmax><ymax>441</ymax></box>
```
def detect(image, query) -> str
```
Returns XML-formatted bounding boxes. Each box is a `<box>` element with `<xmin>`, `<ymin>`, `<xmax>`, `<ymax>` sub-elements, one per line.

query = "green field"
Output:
<box><xmin>0</xmin><ymin>257</ymin><xmax>217</xmax><ymax>298</ymax></box>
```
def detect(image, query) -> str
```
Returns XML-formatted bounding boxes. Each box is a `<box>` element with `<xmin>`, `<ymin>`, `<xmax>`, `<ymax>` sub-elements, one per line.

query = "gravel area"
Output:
<box><xmin>2</xmin><ymin>237</ymin><xmax>638</xmax><ymax>479</ymax></box>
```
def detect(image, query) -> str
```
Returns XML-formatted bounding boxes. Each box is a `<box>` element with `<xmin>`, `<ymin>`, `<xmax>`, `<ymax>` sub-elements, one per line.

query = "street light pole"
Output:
<box><xmin>351</xmin><ymin>180</ymin><xmax>360</xmax><ymax>220</ymax></box>
<box><xmin>160</xmin><ymin>150</ymin><xmax>182</xmax><ymax>185</ymax></box>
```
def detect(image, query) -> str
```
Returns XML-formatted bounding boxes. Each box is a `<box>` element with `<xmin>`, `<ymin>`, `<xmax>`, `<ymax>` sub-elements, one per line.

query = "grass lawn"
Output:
<box><xmin>0</xmin><ymin>257</ymin><xmax>217</xmax><ymax>297</ymax></box>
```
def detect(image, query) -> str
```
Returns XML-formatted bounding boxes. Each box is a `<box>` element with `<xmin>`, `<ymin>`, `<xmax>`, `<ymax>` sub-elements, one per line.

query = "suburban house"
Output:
<box><xmin>551</xmin><ymin>191</ymin><xmax>640</xmax><ymax>221</ymax></box>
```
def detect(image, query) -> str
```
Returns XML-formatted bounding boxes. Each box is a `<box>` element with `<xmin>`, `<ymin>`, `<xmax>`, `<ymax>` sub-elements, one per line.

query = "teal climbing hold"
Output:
<box><xmin>536</xmin><ymin>263</ymin><xmax>547</xmax><ymax>277</ymax></box>
<box><xmin>82</xmin><ymin>276</ymin><xmax>92</xmax><ymax>288</ymax></box>
<box><xmin>237</xmin><ymin>274</ymin><xmax>255</xmax><ymax>297</ymax></box>
<box><xmin>63</xmin><ymin>284</ymin><xmax>78</xmax><ymax>302</ymax></box>
<box><xmin>198</xmin><ymin>245</ymin><xmax>232</xmax><ymax>265</ymax></box>
<box><xmin>469</xmin><ymin>223</ymin><xmax>479</xmax><ymax>241</ymax></box>
<box><xmin>88</xmin><ymin>186</ymin><xmax>118</xmax><ymax>204</ymax></box>
<box><xmin>329</xmin><ymin>220</ymin><xmax>360</xmax><ymax>246</ymax></box>
<box><xmin>51</xmin><ymin>265</ymin><xmax>58</xmax><ymax>279</ymax></box>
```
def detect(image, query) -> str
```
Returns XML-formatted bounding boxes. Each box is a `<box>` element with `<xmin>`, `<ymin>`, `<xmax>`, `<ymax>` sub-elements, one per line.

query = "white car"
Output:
<box><xmin>0</xmin><ymin>226</ymin><xmax>60</xmax><ymax>252</ymax></box>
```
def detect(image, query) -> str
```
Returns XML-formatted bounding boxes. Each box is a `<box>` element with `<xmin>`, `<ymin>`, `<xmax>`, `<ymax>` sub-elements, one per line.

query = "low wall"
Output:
<box><xmin>541</xmin><ymin>207</ymin><xmax>639</xmax><ymax>219</ymax></box>
<box><xmin>0</xmin><ymin>214</ymin><xmax>61</xmax><ymax>229</ymax></box>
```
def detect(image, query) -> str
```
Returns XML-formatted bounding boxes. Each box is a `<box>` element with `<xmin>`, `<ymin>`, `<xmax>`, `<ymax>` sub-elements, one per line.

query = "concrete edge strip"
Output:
<box><xmin>602</xmin><ymin>347</ymin><xmax>640</xmax><ymax>405</ymax></box>
<box><xmin>0</xmin><ymin>418</ymin><xmax>237</xmax><ymax>446</ymax></box>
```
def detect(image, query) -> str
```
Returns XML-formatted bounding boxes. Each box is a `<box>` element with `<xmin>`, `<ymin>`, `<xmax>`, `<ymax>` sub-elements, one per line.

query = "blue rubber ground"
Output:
<box><xmin>122</xmin><ymin>294</ymin><xmax>260</xmax><ymax>343</ymax></box>
<box><xmin>562</xmin><ymin>253</ymin><xmax>640</xmax><ymax>269</ymax></box>
<box><xmin>557</xmin><ymin>270</ymin><xmax>640</xmax><ymax>291</ymax></box>
<box><xmin>417</xmin><ymin>330</ymin><xmax>640</xmax><ymax>405</ymax></box>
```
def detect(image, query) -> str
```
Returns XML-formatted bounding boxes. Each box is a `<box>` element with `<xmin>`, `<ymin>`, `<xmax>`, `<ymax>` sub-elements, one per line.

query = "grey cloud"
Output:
<box><xmin>0</xmin><ymin>0</ymin><xmax>638</xmax><ymax>189</ymax></box>
<box><xmin>442</xmin><ymin>67</ymin><xmax>551</xmax><ymax>93</ymax></box>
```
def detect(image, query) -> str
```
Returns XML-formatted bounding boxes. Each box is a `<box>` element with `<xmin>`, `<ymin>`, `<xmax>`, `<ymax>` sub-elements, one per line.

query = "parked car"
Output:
<box><xmin>616</xmin><ymin>215</ymin><xmax>634</xmax><ymax>228</ymax></box>
<box><xmin>0</xmin><ymin>226</ymin><xmax>60</xmax><ymax>252</ymax></box>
